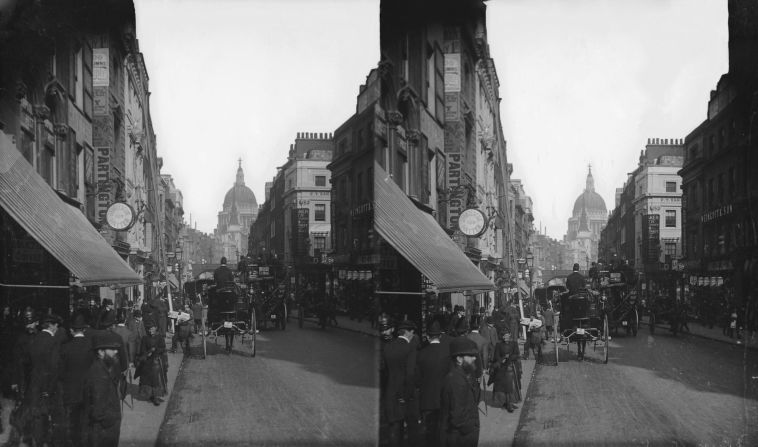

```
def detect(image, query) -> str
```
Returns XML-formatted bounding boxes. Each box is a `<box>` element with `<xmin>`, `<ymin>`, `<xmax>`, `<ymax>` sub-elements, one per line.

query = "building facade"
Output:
<box><xmin>563</xmin><ymin>167</ymin><xmax>607</xmax><ymax>269</ymax></box>
<box><xmin>215</xmin><ymin>162</ymin><xmax>258</xmax><ymax>263</ymax></box>
<box><xmin>679</xmin><ymin>0</ymin><xmax>758</xmax><ymax>315</ymax></box>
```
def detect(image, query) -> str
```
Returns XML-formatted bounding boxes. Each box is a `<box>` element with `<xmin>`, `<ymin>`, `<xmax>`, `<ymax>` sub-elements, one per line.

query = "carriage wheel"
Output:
<box><xmin>603</xmin><ymin>314</ymin><xmax>609</xmax><ymax>364</ymax></box>
<box><xmin>298</xmin><ymin>305</ymin><xmax>304</xmax><ymax>329</ymax></box>
<box><xmin>553</xmin><ymin>320</ymin><xmax>559</xmax><ymax>366</ymax></box>
<box><xmin>250</xmin><ymin>308</ymin><xmax>257</xmax><ymax>357</ymax></box>
<box><xmin>202</xmin><ymin>318</ymin><xmax>207</xmax><ymax>359</ymax></box>
<box><xmin>632</xmin><ymin>308</ymin><xmax>639</xmax><ymax>337</ymax></box>
<box><xmin>281</xmin><ymin>303</ymin><xmax>287</xmax><ymax>331</ymax></box>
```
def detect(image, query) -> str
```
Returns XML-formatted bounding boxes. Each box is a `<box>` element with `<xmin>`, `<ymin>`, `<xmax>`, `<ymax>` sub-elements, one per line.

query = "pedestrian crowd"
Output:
<box><xmin>380</xmin><ymin>299</ymin><xmax>541</xmax><ymax>447</ymax></box>
<box><xmin>0</xmin><ymin>294</ymin><xmax>174</xmax><ymax>447</ymax></box>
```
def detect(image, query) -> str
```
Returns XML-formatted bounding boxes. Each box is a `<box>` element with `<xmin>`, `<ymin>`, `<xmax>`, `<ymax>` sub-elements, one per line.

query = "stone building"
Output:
<box><xmin>564</xmin><ymin>166</ymin><xmax>607</xmax><ymax>269</ymax></box>
<box><xmin>215</xmin><ymin>162</ymin><xmax>258</xmax><ymax>263</ymax></box>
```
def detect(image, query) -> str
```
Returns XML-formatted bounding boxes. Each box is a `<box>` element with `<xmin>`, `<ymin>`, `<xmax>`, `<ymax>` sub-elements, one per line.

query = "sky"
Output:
<box><xmin>134</xmin><ymin>0</ymin><xmax>728</xmax><ymax>239</ymax></box>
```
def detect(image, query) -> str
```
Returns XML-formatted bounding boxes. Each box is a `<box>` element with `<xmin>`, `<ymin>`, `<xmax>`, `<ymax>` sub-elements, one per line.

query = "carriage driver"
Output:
<box><xmin>214</xmin><ymin>257</ymin><xmax>235</xmax><ymax>287</ymax></box>
<box><xmin>565</xmin><ymin>264</ymin><xmax>589</xmax><ymax>361</ymax></box>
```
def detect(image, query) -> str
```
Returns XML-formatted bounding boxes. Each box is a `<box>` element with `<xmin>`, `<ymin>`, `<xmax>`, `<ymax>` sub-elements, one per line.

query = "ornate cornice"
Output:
<box><xmin>33</xmin><ymin>105</ymin><xmax>51</xmax><ymax>120</ymax></box>
<box><xmin>387</xmin><ymin>110</ymin><xmax>404</xmax><ymax>126</ymax></box>
<box><xmin>54</xmin><ymin>123</ymin><xmax>69</xmax><ymax>138</ymax></box>
<box><xmin>406</xmin><ymin>129</ymin><xmax>421</xmax><ymax>144</ymax></box>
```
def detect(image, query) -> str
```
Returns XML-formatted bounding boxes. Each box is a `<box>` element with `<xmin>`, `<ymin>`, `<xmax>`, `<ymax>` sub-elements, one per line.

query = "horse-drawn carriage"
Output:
<box><xmin>554</xmin><ymin>287</ymin><xmax>610</xmax><ymax>364</ymax></box>
<box><xmin>596</xmin><ymin>271</ymin><xmax>639</xmax><ymax>337</ymax></box>
<box><xmin>247</xmin><ymin>274</ymin><xmax>288</xmax><ymax>331</ymax></box>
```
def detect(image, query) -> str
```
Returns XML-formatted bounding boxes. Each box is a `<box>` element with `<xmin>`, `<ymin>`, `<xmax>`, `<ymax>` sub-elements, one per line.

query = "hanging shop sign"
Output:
<box><xmin>458</xmin><ymin>208</ymin><xmax>488</xmax><ymax>237</ymax></box>
<box><xmin>105</xmin><ymin>202</ymin><xmax>135</xmax><ymax>231</ymax></box>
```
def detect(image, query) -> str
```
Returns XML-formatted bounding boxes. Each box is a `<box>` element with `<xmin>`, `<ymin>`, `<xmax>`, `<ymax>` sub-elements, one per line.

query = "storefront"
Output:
<box><xmin>1</xmin><ymin>135</ymin><xmax>142</xmax><ymax>317</ymax></box>
<box><xmin>373</xmin><ymin>162</ymin><xmax>494</xmax><ymax>335</ymax></box>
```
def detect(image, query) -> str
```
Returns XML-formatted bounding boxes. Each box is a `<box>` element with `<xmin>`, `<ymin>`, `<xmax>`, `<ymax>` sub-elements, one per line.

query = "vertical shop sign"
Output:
<box><xmin>645</xmin><ymin>214</ymin><xmax>660</xmax><ymax>263</ymax></box>
<box><xmin>447</xmin><ymin>153</ymin><xmax>463</xmax><ymax>229</ymax></box>
<box><xmin>93</xmin><ymin>48</ymin><xmax>109</xmax><ymax>116</ymax></box>
<box><xmin>96</xmin><ymin>147</ymin><xmax>111</xmax><ymax>223</ymax></box>
<box><xmin>444</xmin><ymin>53</ymin><xmax>460</xmax><ymax>92</ymax></box>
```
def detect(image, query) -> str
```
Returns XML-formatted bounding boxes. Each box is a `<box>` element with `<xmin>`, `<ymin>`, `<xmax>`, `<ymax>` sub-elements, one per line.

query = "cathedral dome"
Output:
<box><xmin>223</xmin><ymin>162</ymin><xmax>257</xmax><ymax>211</ymax></box>
<box><xmin>572</xmin><ymin>166</ymin><xmax>606</xmax><ymax>217</ymax></box>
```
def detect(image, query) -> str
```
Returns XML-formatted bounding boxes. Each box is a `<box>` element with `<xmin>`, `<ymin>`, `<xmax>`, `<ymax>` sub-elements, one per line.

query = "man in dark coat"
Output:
<box><xmin>464</xmin><ymin>316</ymin><xmax>488</xmax><ymax>388</ymax></box>
<box><xmin>414</xmin><ymin>322</ymin><xmax>449</xmax><ymax>447</ymax></box>
<box><xmin>6</xmin><ymin>310</ymin><xmax>39</xmax><ymax>446</ymax></box>
<box><xmin>566</xmin><ymin>263</ymin><xmax>586</xmax><ymax>296</ymax></box>
<box><xmin>94</xmin><ymin>299</ymin><xmax>115</xmax><ymax>330</ymax></box>
<box><xmin>440</xmin><ymin>337</ymin><xmax>480</xmax><ymax>447</ymax></box>
<box><xmin>26</xmin><ymin>314</ymin><xmax>64</xmax><ymax>447</ymax></box>
<box><xmin>59</xmin><ymin>314</ymin><xmax>95</xmax><ymax>447</ymax></box>
<box><xmin>214</xmin><ymin>257</ymin><xmax>235</xmax><ymax>286</ymax></box>
<box><xmin>83</xmin><ymin>331</ymin><xmax>123</xmax><ymax>447</ymax></box>
<box><xmin>380</xmin><ymin>320</ymin><xmax>417</xmax><ymax>447</ymax></box>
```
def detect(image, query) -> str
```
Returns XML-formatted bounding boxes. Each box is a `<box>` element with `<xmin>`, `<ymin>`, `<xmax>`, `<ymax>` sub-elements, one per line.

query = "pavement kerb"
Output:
<box><xmin>643</xmin><ymin>321</ymin><xmax>758</xmax><ymax>352</ymax></box>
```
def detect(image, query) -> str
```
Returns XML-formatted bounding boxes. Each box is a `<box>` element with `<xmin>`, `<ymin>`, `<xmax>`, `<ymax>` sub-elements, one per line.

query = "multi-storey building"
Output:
<box><xmin>0</xmin><ymin>0</ymin><xmax>142</xmax><ymax>314</ymax></box>
<box><xmin>680</xmin><ymin>0</ymin><xmax>758</xmax><ymax>308</ymax></box>
<box><xmin>215</xmin><ymin>162</ymin><xmax>258</xmax><ymax>264</ymax></box>
<box><xmin>563</xmin><ymin>167</ymin><xmax>607</xmax><ymax>269</ymax></box>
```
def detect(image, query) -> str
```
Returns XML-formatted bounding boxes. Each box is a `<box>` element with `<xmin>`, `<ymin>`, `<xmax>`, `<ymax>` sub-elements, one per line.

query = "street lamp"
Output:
<box><xmin>176</xmin><ymin>240</ymin><xmax>184</xmax><ymax>305</ymax></box>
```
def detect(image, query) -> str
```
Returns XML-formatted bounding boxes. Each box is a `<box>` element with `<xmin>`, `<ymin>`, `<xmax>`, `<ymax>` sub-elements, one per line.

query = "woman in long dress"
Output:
<box><xmin>135</xmin><ymin>322</ymin><xmax>167</xmax><ymax>406</ymax></box>
<box><xmin>490</xmin><ymin>329</ymin><xmax>522</xmax><ymax>412</ymax></box>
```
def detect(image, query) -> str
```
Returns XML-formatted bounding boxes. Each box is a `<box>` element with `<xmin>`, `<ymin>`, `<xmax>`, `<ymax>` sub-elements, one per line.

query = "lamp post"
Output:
<box><xmin>526</xmin><ymin>248</ymin><xmax>535</xmax><ymax>315</ymax></box>
<box><xmin>176</xmin><ymin>240</ymin><xmax>184</xmax><ymax>306</ymax></box>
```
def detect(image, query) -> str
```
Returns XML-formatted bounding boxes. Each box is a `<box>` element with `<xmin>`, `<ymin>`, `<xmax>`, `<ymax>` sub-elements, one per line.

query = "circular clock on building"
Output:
<box><xmin>458</xmin><ymin>208</ymin><xmax>488</xmax><ymax>238</ymax></box>
<box><xmin>106</xmin><ymin>202</ymin><xmax>135</xmax><ymax>231</ymax></box>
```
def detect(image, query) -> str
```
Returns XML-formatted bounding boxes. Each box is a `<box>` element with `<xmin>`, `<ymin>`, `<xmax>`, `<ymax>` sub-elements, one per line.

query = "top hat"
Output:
<box><xmin>573</xmin><ymin>263</ymin><xmax>580</xmax><ymax>271</ymax></box>
<box><xmin>102</xmin><ymin>298</ymin><xmax>113</xmax><ymax>306</ymax></box>
<box><xmin>70</xmin><ymin>314</ymin><xmax>89</xmax><ymax>330</ymax></box>
<box><xmin>396</xmin><ymin>320</ymin><xmax>416</xmax><ymax>331</ymax></box>
<box><xmin>427</xmin><ymin>321</ymin><xmax>442</xmax><ymax>336</ymax></box>
<box><xmin>449</xmin><ymin>337</ymin><xmax>478</xmax><ymax>357</ymax></box>
<box><xmin>92</xmin><ymin>331</ymin><xmax>122</xmax><ymax>350</ymax></box>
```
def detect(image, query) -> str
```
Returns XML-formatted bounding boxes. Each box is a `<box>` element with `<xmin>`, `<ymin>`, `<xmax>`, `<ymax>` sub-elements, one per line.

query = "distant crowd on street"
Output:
<box><xmin>379</xmin><ymin>297</ymin><xmax>554</xmax><ymax>447</ymax></box>
<box><xmin>0</xmin><ymin>292</ymin><xmax>180</xmax><ymax>447</ymax></box>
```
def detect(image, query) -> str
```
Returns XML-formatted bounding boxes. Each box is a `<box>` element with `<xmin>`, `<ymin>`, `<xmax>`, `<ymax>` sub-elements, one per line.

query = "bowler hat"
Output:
<box><xmin>449</xmin><ymin>337</ymin><xmax>478</xmax><ymax>357</ymax></box>
<box><xmin>427</xmin><ymin>321</ymin><xmax>442</xmax><ymax>336</ymax></box>
<box><xmin>92</xmin><ymin>331</ymin><xmax>121</xmax><ymax>350</ymax></box>
<box><xmin>70</xmin><ymin>314</ymin><xmax>89</xmax><ymax>329</ymax></box>
<box><xmin>396</xmin><ymin>320</ymin><xmax>416</xmax><ymax>331</ymax></box>
<box><xmin>42</xmin><ymin>314</ymin><xmax>62</xmax><ymax>325</ymax></box>
<box><xmin>102</xmin><ymin>298</ymin><xmax>113</xmax><ymax>306</ymax></box>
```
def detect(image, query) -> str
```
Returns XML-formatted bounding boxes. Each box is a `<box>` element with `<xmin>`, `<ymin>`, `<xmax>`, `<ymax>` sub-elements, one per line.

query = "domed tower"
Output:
<box><xmin>216</xmin><ymin>160</ymin><xmax>259</xmax><ymax>262</ymax></box>
<box><xmin>565</xmin><ymin>165</ymin><xmax>607</xmax><ymax>267</ymax></box>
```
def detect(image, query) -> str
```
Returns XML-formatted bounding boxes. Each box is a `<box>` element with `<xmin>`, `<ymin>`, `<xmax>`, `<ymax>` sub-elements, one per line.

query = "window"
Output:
<box><xmin>20</xmin><ymin>129</ymin><xmax>35</xmax><ymax>166</ymax></box>
<box><xmin>356</xmin><ymin>172</ymin><xmax>363</xmax><ymax>200</ymax></box>
<box><xmin>729</xmin><ymin>167</ymin><xmax>735</xmax><ymax>196</ymax></box>
<box><xmin>434</xmin><ymin>44</ymin><xmax>444</xmax><ymax>123</ymax></box>
<box><xmin>40</xmin><ymin>145</ymin><xmax>55</xmax><ymax>186</ymax></box>
<box><xmin>396</xmin><ymin>151</ymin><xmax>408</xmax><ymax>193</ymax></box>
<box><xmin>665</xmin><ymin>181</ymin><xmax>676</xmax><ymax>193</ymax></box>
<box><xmin>665</xmin><ymin>210</ymin><xmax>676</xmax><ymax>227</ymax></box>
<box><xmin>315</xmin><ymin>175</ymin><xmax>326</xmax><ymax>187</ymax></box>
<box><xmin>312</xmin><ymin>236</ymin><xmax>326</xmax><ymax>250</ymax></box>
<box><xmin>74</xmin><ymin>46</ymin><xmax>84</xmax><ymax>109</ymax></box>
<box><xmin>664</xmin><ymin>242</ymin><xmax>677</xmax><ymax>257</ymax></box>
<box><xmin>314</xmin><ymin>203</ymin><xmax>326</xmax><ymax>221</ymax></box>
<box><xmin>717</xmin><ymin>174</ymin><xmax>724</xmax><ymax>203</ymax></box>
<box><xmin>708</xmin><ymin>178</ymin><xmax>714</xmax><ymax>206</ymax></box>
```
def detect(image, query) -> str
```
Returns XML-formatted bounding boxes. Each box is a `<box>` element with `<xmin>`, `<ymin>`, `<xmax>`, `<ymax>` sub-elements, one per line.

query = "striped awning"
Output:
<box><xmin>0</xmin><ymin>133</ymin><xmax>142</xmax><ymax>287</ymax></box>
<box><xmin>374</xmin><ymin>162</ymin><xmax>494</xmax><ymax>293</ymax></box>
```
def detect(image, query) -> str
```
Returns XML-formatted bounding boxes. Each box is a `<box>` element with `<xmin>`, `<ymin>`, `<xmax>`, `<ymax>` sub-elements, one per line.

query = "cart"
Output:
<box><xmin>205</xmin><ymin>282</ymin><xmax>257</xmax><ymax>357</ymax></box>
<box><xmin>249</xmin><ymin>280</ymin><xmax>287</xmax><ymax>331</ymax></box>
<box><xmin>533</xmin><ymin>278</ymin><xmax>567</xmax><ymax>365</ymax></box>
<box><xmin>596</xmin><ymin>272</ymin><xmax>639</xmax><ymax>337</ymax></box>
<box><xmin>556</xmin><ymin>288</ymin><xmax>609</xmax><ymax>364</ymax></box>
<box><xmin>648</xmin><ymin>292</ymin><xmax>682</xmax><ymax>336</ymax></box>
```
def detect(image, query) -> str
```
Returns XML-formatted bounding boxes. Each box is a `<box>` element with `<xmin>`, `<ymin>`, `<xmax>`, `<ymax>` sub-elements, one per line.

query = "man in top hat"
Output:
<box><xmin>95</xmin><ymin>299</ymin><xmax>115</xmax><ymax>331</ymax></box>
<box><xmin>479</xmin><ymin>316</ymin><xmax>499</xmax><ymax>365</ymax></box>
<box><xmin>83</xmin><ymin>331</ymin><xmax>123</xmax><ymax>447</ymax></box>
<box><xmin>447</xmin><ymin>306</ymin><xmax>467</xmax><ymax>337</ymax></box>
<box><xmin>126</xmin><ymin>309</ymin><xmax>147</xmax><ymax>360</ymax></box>
<box><xmin>60</xmin><ymin>314</ymin><xmax>95</xmax><ymax>447</ymax></box>
<box><xmin>214</xmin><ymin>257</ymin><xmax>235</xmax><ymax>287</ymax></box>
<box><xmin>414</xmin><ymin>321</ymin><xmax>449</xmax><ymax>447</ymax></box>
<box><xmin>111</xmin><ymin>309</ymin><xmax>137</xmax><ymax>368</ymax></box>
<box><xmin>440</xmin><ymin>337</ymin><xmax>480</xmax><ymax>447</ymax></box>
<box><xmin>566</xmin><ymin>263</ymin><xmax>586</xmax><ymax>297</ymax></box>
<box><xmin>380</xmin><ymin>320</ymin><xmax>417</xmax><ymax>447</ymax></box>
<box><xmin>464</xmin><ymin>315</ymin><xmax>488</xmax><ymax>389</ymax></box>
<box><xmin>26</xmin><ymin>313</ymin><xmax>64</xmax><ymax>447</ymax></box>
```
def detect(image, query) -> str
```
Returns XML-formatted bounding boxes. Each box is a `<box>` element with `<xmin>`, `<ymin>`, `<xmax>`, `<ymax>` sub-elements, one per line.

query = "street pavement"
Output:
<box><xmin>514</xmin><ymin>325</ymin><xmax>758</xmax><ymax>446</ymax></box>
<box><xmin>155</xmin><ymin>317</ymin><xmax>378</xmax><ymax>446</ymax></box>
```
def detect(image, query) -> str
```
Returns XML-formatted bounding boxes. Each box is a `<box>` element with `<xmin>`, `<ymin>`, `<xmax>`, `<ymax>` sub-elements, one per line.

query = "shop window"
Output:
<box><xmin>315</xmin><ymin>203</ymin><xmax>326</xmax><ymax>221</ymax></box>
<box><xmin>665</xmin><ymin>181</ymin><xmax>676</xmax><ymax>193</ymax></box>
<box><xmin>315</xmin><ymin>175</ymin><xmax>326</xmax><ymax>187</ymax></box>
<box><xmin>665</xmin><ymin>210</ymin><xmax>676</xmax><ymax>227</ymax></box>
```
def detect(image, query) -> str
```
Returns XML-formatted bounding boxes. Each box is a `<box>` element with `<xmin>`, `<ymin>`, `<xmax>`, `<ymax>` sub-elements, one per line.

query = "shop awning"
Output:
<box><xmin>374</xmin><ymin>162</ymin><xmax>494</xmax><ymax>293</ymax></box>
<box><xmin>0</xmin><ymin>133</ymin><xmax>142</xmax><ymax>287</ymax></box>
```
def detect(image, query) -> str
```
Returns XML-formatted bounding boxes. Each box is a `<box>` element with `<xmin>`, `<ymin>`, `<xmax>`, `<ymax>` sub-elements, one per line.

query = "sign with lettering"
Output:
<box><xmin>93</xmin><ymin>48</ymin><xmax>109</xmax><ymax>87</ymax></box>
<box><xmin>701</xmin><ymin>204</ymin><xmax>733</xmax><ymax>223</ymax></box>
<box><xmin>447</xmin><ymin>153</ymin><xmax>463</xmax><ymax>229</ymax></box>
<box><xmin>643</xmin><ymin>214</ymin><xmax>660</xmax><ymax>263</ymax></box>
<box><xmin>292</xmin><ymin>208</ymin><xmax>309</xmax><ymax>259</ymax></box>
<box><xmin>96</xmin><ymin>147</ymin><xmax>111</xmax><ymax>223</ymax></box>
<box><xmin>444</xmin><ymin>53</ymin><xmax>460</xmax><ymax>92</ymax></box>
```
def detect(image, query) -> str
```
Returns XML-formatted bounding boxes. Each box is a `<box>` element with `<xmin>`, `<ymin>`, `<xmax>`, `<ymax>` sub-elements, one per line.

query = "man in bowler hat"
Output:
<box><xmin>60</xmin><ymin>314</ymin><xmax>95</xmax><ymax>447</ymax></box>
<box><xmin>83</xmin><ymin>331</ymin><xmax>123</xmax><ymax>447</ymax></box>
<box><xmin>415</xmin><ymin>321</ymin><xmax>449</xmax><ymax>447</ymax></box>
<box><xmin>380</xmin><ymin>320</ymin><xmax>417</xmax><ymax>447</ymax></box>
<box><xmin>440</xmin><ymin>337</ymin><xmax>480</xmax><ymax>447</ymax></box>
